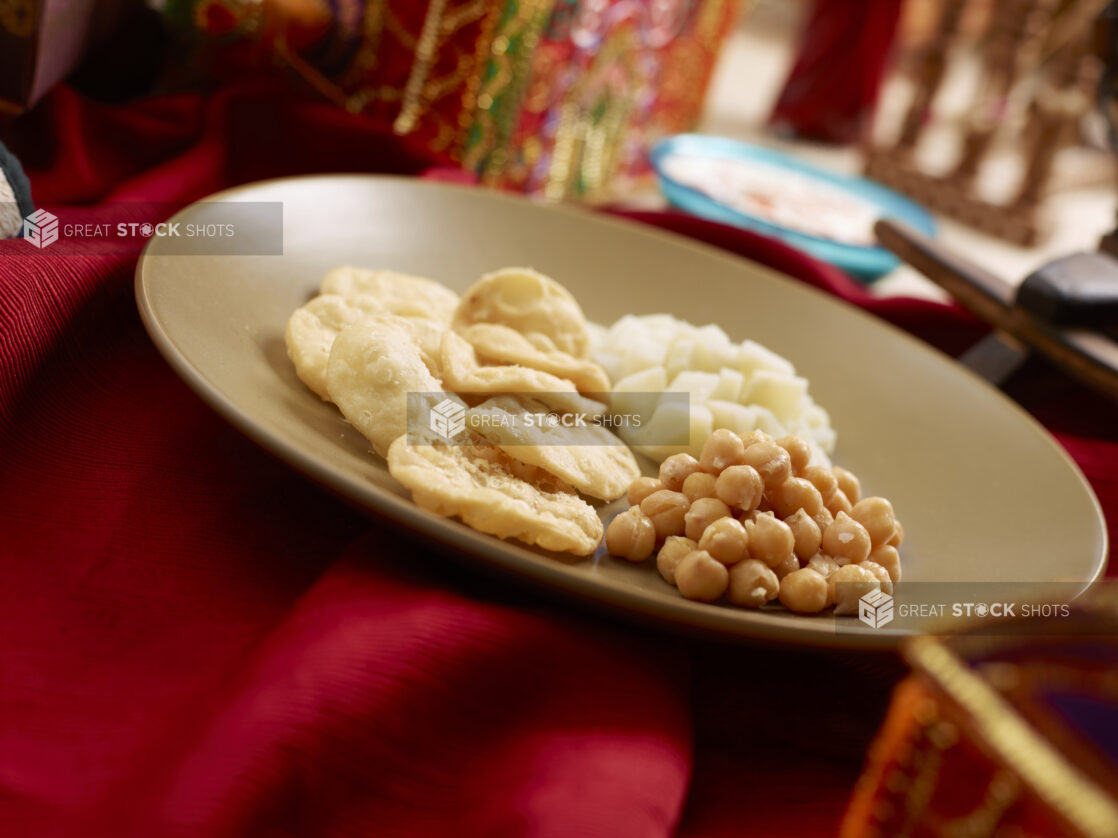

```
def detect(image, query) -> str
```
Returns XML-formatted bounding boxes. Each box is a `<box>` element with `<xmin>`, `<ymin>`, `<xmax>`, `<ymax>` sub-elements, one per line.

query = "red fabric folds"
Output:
<box><xmin>0</xmin><ymin>83</ymin><xmax>1114</xmax><ymax>838</ymax></box>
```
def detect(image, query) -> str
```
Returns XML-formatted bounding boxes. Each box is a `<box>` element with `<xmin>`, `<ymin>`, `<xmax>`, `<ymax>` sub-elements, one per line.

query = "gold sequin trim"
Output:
<box><xmin>906</xmin><ymin>637</ymin><xmax>1118</xmax><ymax>838</ymax></box>
<box><xmin>394</xmin><ymin>0</ymin><xmax>448</xmax><ymax>134</ymax></box>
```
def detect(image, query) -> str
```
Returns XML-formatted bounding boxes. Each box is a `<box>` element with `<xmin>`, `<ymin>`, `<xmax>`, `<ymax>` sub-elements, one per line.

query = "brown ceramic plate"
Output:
<box><xmin>136</xmin><ymin>175</ymin><xmax>1107</xmax><ymax>648</ymax></box>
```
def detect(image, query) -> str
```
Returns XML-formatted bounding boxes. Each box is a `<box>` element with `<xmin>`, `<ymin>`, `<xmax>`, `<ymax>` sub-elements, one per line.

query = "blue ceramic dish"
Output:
<box><xmin>650</xmin><ymin>134</ymin><xmax>937</xmax><ymax>281</ymax></box>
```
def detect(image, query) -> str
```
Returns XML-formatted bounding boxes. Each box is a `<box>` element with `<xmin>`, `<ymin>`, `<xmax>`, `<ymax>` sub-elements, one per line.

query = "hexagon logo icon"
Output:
<box><xmin>858</xmin><ymin>590</ymin><xmax>894</xmax><ymax>629</ymax></box>
<box><xmin>429</xmin><ymin>398</ymin><xmax>466</xmax><ymax>440</ymax></box>
<box><xmin>23</xmin><ymin>208</ymin><xmax>59</xmax><ymax>249</ymax></box>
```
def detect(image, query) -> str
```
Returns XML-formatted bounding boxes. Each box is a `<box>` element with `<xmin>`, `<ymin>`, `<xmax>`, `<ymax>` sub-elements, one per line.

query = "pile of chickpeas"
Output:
<box><xmin>605</xmin><ymin>429</ymin><xmax>903</xmax><ymax>615</ymax></box>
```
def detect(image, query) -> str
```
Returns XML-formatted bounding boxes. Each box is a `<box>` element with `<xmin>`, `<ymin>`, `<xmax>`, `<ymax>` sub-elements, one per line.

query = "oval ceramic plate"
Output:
<box><xmin>136</xmin><ymin>175</ymin><xmax>1106</xmax><ymax>648</ymax></box>
<box><xmin>651</xmin><ymin>134</ymin><xmax>937</xmax><ymax>280</ymax></box>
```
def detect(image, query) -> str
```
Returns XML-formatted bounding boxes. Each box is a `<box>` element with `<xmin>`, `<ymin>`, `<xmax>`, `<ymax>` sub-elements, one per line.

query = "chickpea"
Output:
<box><xmin>659</xmin><ymin>453</ymin><xmax>703</xmax><ymax>492</ymax></box>
<box><xmin>829</xmin><ymin>564</ymin><xmax>879</xmax><ymax>615</ymax></box>
<box><xmin>778</xmin><ymin>568</ymin><xmax>829</xmax><ymax>614</ymax></box>
<box><xmin>833</xmin><ymin>467</ymin><xmax>861</xmax><ymax>504</ymax></box>
<box><xmin>747</xmin><ymin>512</ymin><xmax>795</xmax><ymax>567</ymax></box>
<box><xmin>812</xmin><ymin>506</ymin><xmax>835</xmax><ymax>534</ymax></box>
<box><xmin>807</xmin><ymin>553</ymin><xmax>840</xmax><ymax>606</ymax></box>
<box><xmin>740</xmin><ymin>429</ymin><xmax>773</xmax><ymax>449</ymax></box>
<box><xmin>860</xmin><ymin>560</ymin><xmax>894</xmax><ymax>596</ymax></box>
<box><xmin>675</xmin><ymin>550</ymin><xmax>730</xmax><ymax>602</ymax></box>
<box><xmin>727</xmin><ymin>559</ymin><xmax>779</xmax><ymax>608</ymax></box>
<box><xmin>785</xmin><ymin>508</ymin><xmax>822</xmax><ymax>560</ymax></box>
<box><xmin>825</xmin><ymin>489</ymin><xmax>853</xmax><ymax>517</ymax></box>
<box><xmin>772</xmin><ymin>553</ymin><xmax>800</xmax><ymax>580</ymax></box>
<box><xmin>821</xmin><ymin>512</ymin><xmax>872</xmax><ymax>564</ymax></box>
<box><xmin>606</xmin><ymin>507</ymin><xmax>656</xmax><ymax>561</ymax></box>
<box><xmin>682</xmin><ymin>471</ymin><xmax>718</xmax><ymax>503</ymax></box>
<box><xmin>868</xmin><ymin>544</ymin><xmax>901</xmax><ymax>584</ymax></box>
<box><xmin>851</xmin><ymin>497</ymin><xmax>896</xmax><ymax>547</ymax></box>
<box><xmin>769</xmin><ymin>477</ymin><xmax>824</xmax><ymax>519</ymax></box>
<box><xmin>699</xmin><ymin>429</ymin><xmax>748</xmax><ymax>474</ymax></box>
<box><xmin>699</xmin><ymin>517</ymin><xmax>749</xmax><ymax>565</ymax></box>
<box><xmin>684</xmin><ymin>497</ymin><xmax>731</xmax><ymax>541</ymax></box>
<box><xmin>806</xmin><ymin>553</ymin><xmax>840</xmax><ymax>579</ymax></box>
<box><xmin>657</xmin><ymin>536</ymin><xmax>698</xmax><ymax>585</ymax></box>
<box><xmin>800</xmin><ymin>465</ymin><xmax>838</xmax><ymax>502</ymax></box>
<box><xmin>887</xmin><ymin>520</ymin><xmax>904</xmax><ymax>548</ymax></box>
<box><xmin>742</xmin><ymin>440</ymin><xmax>792</xmax><ymax>490</ymax></box>
<box><xmin>715</xmin><ymin>465</ymin><xmax>764</xmax><ymax>511</ymax></box>
<box><xmin>627</xmin><ymin>476</ymin><xmax>663</xmax><ymax>507</ymax></box>
<box><xmin>776</xmin><ymin>435</ymin><xmax>812</xmax><ymax>475</ymax></box>
<box><xmin>640</xmin><ymin>490</ymin><xmax>690</xmax><ymax>541</ymax></box>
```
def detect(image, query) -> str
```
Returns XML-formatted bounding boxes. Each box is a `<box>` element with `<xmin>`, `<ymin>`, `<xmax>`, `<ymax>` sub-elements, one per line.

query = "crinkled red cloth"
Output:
<box><xmin>1</xmin><ymin>83</ymin><xmax>1115</xmax><ymax>838</ymax></box>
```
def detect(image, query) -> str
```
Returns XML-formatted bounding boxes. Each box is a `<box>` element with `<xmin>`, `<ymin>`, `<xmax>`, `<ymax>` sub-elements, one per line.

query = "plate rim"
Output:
<box><xmin>134</xmin><ymin>173</ymin><xmax>1109</xmax><ymax>649</ymax></box>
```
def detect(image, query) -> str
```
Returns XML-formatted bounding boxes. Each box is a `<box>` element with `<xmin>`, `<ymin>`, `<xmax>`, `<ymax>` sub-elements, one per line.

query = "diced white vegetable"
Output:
<box><xmin>639</xmin><ymin>314</ymin><xmax>684</xmax><ymax>336</ymax></box>
<box><xmin>638</xmin><ymin>399</ymin><xmax>696</xmax><ymax>446</ymax></box>
<box><xmin>711</xmin><ymin>368</ymin><xmax>745</xmax><ymax>402</ymax></box>
<box><xmin>803</xmin><ymin>438</ymin><xmax>833</xmax><ymax>468</ymax></box>
<box><xmin>611</xmin><ymin>367</ymin><xmax>668</xmax><ymax>422</ymax></box>
<box><xmin>809</xmin><ymin>426</ymin><xmax>837</xmax><ymax>457</ymax></box>
<box><xmin>736</xmin><ymin>339</ymin><xmax>796</xmax><ymax>378</ymax></box>
<box><xmin>667</xmin><ymin>370</ymin><xmax>721</xmax><ymax>404</ymax></box>
<box><xmin>624</xmin><ymin>397</ymin><xmax>710</xmax><ymax>457</ymax></box>
<box><xmin>708</xmin><ymin>400</ymin><xmax>757</xmax><ymax>435</ymax></box>
<box><xmin>742</xmin><ymin>371</ymin><xmax>808</xmax><ymax>425</ymax></box>
<box><xmin>685</xmin><ymin>403</ymin><xmax>715</xmax><ymax>458</ymax></box>
<box><xmin>692</xmin><ymin>324</ymin><xmax>737</xmax><ymax>371</ymax></box>
<box><xmin>594</xmin><ymin>352</ymin><xmax>622</xmax><ymax>384</ymax></box>
<box><xmin>615</xmin><ymin>366</ymin><xmax>668</xmax><ymax>393</ymax></box>
<box><xmin>752</xmin><ymin>405</ymin><xmax>786</xmax><ymax>437</ymax></box>
<box><xmin>589</xmin><ymin>313</ymin><xmax>835</xmax><ymax>464</ymax></box>
<box><xmin>803</xmin><ymin>403</ymin><xmax>831</xmax><ymax>429</ymax></box>
<box><xmin>664</xmin><ymin>336</ymin><xmax>696</xmax><ymax>379</ymax></box>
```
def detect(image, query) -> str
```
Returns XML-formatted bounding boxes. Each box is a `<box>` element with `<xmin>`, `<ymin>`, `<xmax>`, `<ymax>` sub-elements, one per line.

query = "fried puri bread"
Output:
<box><xmin>452</xmin><ymin>267</ymin><xmax>590</xmax><ymax>358</ymax></box>
<box><xmin>458</xmin><ymin>323</ymin><xmax>609</xmax><ymax>394</ymax></box>
<box><xmin>286</xmin><ymin>293</ymin><xmax>444</xmax><ymax>399</ymax></box>
<box><xmin>467</xmin><ymin>396</ymin><xmax>639</xmax><ymax>501</ymax></box>
<box><xmin>326</xmin><ymin>316</ymin><xmax>446</xmax><ymax>457</ymax></box>
<box><xmin>387</xmin><ymin>432</ymin><xmax>603</xmax><ymax>555</ymax></box>
<box><xmin>320</xmin><ymin>266</ymin><xmax>459</xmax><ymax>323</ymax></box>
<box><xmin>440</xmin><ymin>330</ymin><xmax>605</xmax><ymax>418</ymax></box>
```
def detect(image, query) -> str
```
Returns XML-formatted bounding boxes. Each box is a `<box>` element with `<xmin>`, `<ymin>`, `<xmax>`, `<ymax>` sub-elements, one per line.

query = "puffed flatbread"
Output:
<box><xmin>459</xmin><ymin>323</ymin><xmax>610</xmax><ymax>394</ymax></box>
<box><xmin>467</xmin><ymin>396</ymin><xmax>640</xmax><ymax>501</ymax></box>
<box><xmin>320</xmin><ymin>266</ymin><xmax>459</xmax><ymax>323</ymax></box>
<box><xmin>387</xmin><ymin>432</ymin><xmax>603</xmax><ymax>555</ymax></box>
<box><xmin>452</xmin><ymin>267</ymin><xmax>590</xmax><ymax>358</ymax></box>
<box><xmin>440</xmin><ymin>331</ymin><xmax>605</xmax><ymax>418</ymax></box>
<box><xmin>286</xmin><ymin>293</ymin><xmax>444</xmax><ymax>399</ymax></box>
<box><xmin>326</xmin><ymin>316</ymin><xmax>446</xmax><ymax>457</ymax></box>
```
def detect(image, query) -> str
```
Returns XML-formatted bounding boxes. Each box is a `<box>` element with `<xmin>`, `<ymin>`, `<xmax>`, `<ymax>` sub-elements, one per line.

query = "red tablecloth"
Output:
<box><xmin>1</xmin><ymin>82</ymin><xmax>1116</xmax><ymax>838</ymax></box>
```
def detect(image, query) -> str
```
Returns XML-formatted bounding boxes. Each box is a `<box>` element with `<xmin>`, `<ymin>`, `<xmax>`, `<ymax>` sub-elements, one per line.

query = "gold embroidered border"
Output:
<box><xmin>394</xmin><ymin>0</ymin><xmax>449</xmax><ymax>134</ymax></box>
<box><xmin>906</xmin><ymin>636</ymin><xmax>1118</xmax><ymax>838</ymax></box>
<box><xmin>462</xmin><ymin>0</ymin><xmax>555</xmax><ymax>176</ymax></box>
<box><xmin>544</xmin><ymin>27</ymin><xmax>639</xmax><ymax>201</ymax></box>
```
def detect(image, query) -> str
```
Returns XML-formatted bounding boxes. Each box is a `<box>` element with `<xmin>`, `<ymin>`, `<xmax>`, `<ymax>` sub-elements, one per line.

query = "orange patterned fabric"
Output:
<box><xmin>843</xmin><ymin>631</ymin><xmax>1118</xmax><ymax>838</ymax></box>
